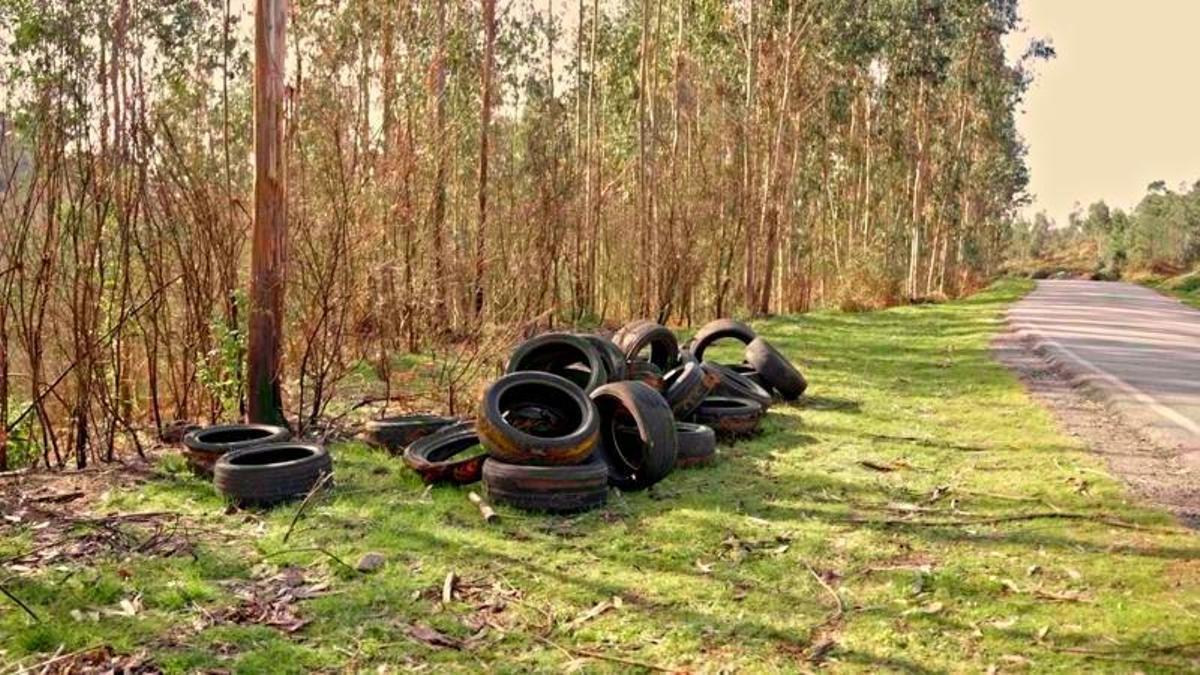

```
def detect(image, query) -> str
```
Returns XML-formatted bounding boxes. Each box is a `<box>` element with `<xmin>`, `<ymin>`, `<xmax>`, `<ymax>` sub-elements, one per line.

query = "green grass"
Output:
<box><xmin>1138</xmin><ymin>270</ymin><xmax>1200</xmax><ymax>308</ymax></box>
<box><xmin>3</xmin><ymin>279</ymin><xmax>1199</xmax><ymax>672</ymax></box>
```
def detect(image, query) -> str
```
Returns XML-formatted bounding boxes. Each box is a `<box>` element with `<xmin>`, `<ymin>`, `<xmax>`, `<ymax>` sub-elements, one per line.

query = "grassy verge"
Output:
<box><xmin>1134</xmin><ymin>270</ymin><xmax>1200</xmax><ymax>308</ymax></box>
<box><xmin>3</xmin><ymin>279</ymin><xmax>1199</xmax><ymax>672</ymax></box>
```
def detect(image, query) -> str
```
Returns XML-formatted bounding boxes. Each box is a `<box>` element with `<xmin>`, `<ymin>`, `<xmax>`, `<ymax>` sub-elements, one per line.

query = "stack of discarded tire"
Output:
<box><xmin>181</xmin><ymin>424</ymin><xmax>333</xmax><ymax>507</ymax></box>
<box><xmin>394</xmin><ymin>320</ymin><xmax>806</xmax><ymax>514</ymax></box>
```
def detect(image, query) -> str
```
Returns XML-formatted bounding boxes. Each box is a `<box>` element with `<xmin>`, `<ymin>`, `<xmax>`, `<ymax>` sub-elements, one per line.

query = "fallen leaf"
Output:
<box><xmin>564</xmin><ymin>598</ymin><xmax>617</xmax><ymax>632</ymax></box>
<box><xmin>404</xmin><ymin>623</ymin><xmax>462</xmax><ymax>650</ymax></box>
<box><xmin>902</xmin><ymin>601</ymin><xmax>944</xmax><ymax>616</ymax></box>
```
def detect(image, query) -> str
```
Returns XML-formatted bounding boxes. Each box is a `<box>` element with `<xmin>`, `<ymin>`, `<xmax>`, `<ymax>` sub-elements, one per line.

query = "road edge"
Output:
<box><xmin>1006</xmin><ymin>315</ymin><xmax>1200</xmax><ymax>459</ymax></box>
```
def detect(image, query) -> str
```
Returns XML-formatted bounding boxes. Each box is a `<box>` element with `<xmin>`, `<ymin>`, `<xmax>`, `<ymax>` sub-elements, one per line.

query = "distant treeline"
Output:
<box><xmin>1010</xmin><ymin>180</ymin><xmax>1200</xmax><ymax>278</ymax></box>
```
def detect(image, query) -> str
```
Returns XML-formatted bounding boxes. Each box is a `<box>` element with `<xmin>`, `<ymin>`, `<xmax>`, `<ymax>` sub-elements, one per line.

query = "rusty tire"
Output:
<box><xmin>361</xmin><ymin>414</ymin><xmax>457</xmax><ymax>454</ymax></box>
<box><xmin>580</xmin><ymin>334</ymin><xmax>628</xmax><ymax>382</ymax></box>
<box><xmin>701</xmin><ymin>362</ymin><xmax>772</xmax><ymax>409</ymax></box>
<box><xmin>214</xmin><ymin>443</ymin><xmax>332</xmax><ymax>507</ymax></box>
<box><xmin>477</xmin><ymin>371</ymin><xmax>599</xmax><ymax>466</ymax></box>
<box><xmin>663</xmin><ymin>356</ymin><xmax>720</xmax><ymax>419</ymax></box>
<box><xmin>675</xmin><ymin>422</ymin><xmax>716</xmax><ymax>468</ymax></box>
<box><xmin>691</xmin><ymin>396</ymin><xmax>764</xmax><ymax>438</ymax></box>
<box><xmin>507</xmin><ymin>332</ymin><xmax>608</xmax><ymax>394</ymax></box>
<box><xmin>688</xmin><ymin>319</ymin><xmax>757</xmax><ymax>362</ymax></box>
<box><xmin>483</xmin><ymin>454</ymin><xmax>608</xmax><ymax>513</ymax></box>
<box><xmin>625</xmin><ymin>358</ymin><xmax>665</xmax><ymax>392</ymax></box>
<box><xmin>591</xmin><ymin>381</ymin><xmax>677</xmax><ymax>491</ymax></box>
<box><xmin>612</xmin><ymin>320</ymin><xmax>680</xmax><ymax>372</ymax></box>
<box><xmin>183</xmin><ymin>424</ymin><xmax>291</xmax><ymax>477</ymax></box>
<box><xmin>745</xmin><ymin>337</ymin><xmax>807</xmax><ymax>400</ymax></box>
<box><xmin>403</xmin><ymin>423</ymin><xmax>486</xmax><ymax>485</ymax></box>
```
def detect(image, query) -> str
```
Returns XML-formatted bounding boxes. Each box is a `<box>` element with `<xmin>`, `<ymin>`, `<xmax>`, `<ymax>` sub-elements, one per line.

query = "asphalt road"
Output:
<box><xmin>1008</xmin><ymin>280</ymin><xmax>1200</xmax><ymax>463</ymax></box>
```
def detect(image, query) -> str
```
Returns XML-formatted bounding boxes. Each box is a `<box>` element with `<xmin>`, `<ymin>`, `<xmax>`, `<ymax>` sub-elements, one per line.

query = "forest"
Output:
<box><xmin>0</xmin><ymin>0</ymin><xmax>1047</xmax><ymax>470</ymax></box>
<box><xmin>1009</xmin><ymin>180</ymin><xmax>1200</xmax><ymax>282</ymax></box>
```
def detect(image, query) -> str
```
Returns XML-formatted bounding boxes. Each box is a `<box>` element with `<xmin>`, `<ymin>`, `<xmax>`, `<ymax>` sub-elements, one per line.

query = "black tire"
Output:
<box><xmin>612</xmin><ymin>320</ymin><xmax>680</xmax><ymax>372</ymax></box>
<box><xmin>625</xmin><ymin>358</ymin><xmax>665</xmax><ymax>392</ymax></box>
<box><xmin>361</xmin><ymin>414</ymin><xmax>457</xmax><ymax>454</ymax></box>
<box><xmin>183</xmin><ymin>424</ymin><xmax>291</xmax><ymax>476</ymax></box>
<box><xmin>745</xmin><ymin>337</ymin><xmax>807</xmax><ymax>400</ymax></box>
<box><xmin>507</xmin><ymin>332</ymin><xmax>607</xmax><ymax>394</ymax></box>
<box><xmin>590</xmin><ymin>381</ymin><xmax>677</xmax><ymax>491</ymax></box>
<box><xmin>701</xmin><ymin>362</ymin><xmax>772</xmax><ymax>409</ymax></box>
<box><xmin>483</xmin><ymin>454</ymin><xmax>608</xmax><ymax>513</ymax></box>
<box><xmin>691</xmin><ymin>396</ymin><xmax>764</xmax><ymax>438</ymax></box>
<box><xmin>663</xmin><ymin>356</ymin><xmax>720</xmax><ymax>419</ymax></box>
<box><xmin>403</xmin><ymin>423</ymin><xmax>486</xmax><ymax>485</ymax></box>
<box><xmin>675</xmin><ymin>422</ymin><xmax>716</xmax><ymax>468</ymax></box>
<box><xmin>477</xmin><ymin>371</ymin><xmax>599</xmax><ymax>466</ymax></box>
<box><xmin>688</xmin><ymin>319</ymin><xmax>757</xmax><ymax>362</ymax></box>
<box><xmin>580</xmin><ymin>334</ymin><xmax>628</xmax><ymax>382</ymax></box>
<box><xmin>728</xmin><ymin>364</ymin><xmax>767</xmax><ymax>390</ymax></box>
<box><xmin>214</xmin><ymin>443</ymin><xmax>332</xmax><ymax>506</ymax></box>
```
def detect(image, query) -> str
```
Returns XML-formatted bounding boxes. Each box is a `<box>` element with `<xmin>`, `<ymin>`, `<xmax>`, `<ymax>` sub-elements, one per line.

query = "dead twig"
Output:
<box><xmin>283</xmin><ymin>472</ymin><xmax>334</xmax><ymax>544</ymax></box>
<box><xmin>0</xmin><ymin>581</ymin><xmax>40</xmax><ymax>622</ymax></box>
<box><xmin>532</xmin><ymin>635</ymin><xmax>678</xmax><ymax>673</ymax></box>
<box><xmin>802</xmin><ymin>561</ymin><xmax>844</xmax><ymax>620</ymax></box>
<box><xmin>848</xmin><ymin>511</ymin><xmax>1183</xmax><ymax>534</ymax></box>
<box><xmin>858</xmin><ymin>460</ymin><xmax>898</xmax><ymax>472</ymax></box>
<box><xmin>468</xmin><ymin>491</ymin><xmax>497</xmax><ymax>523</ymax></box>
<box><xmin>28</xmin><ymin>490</ymin><xmax>85</xmax><ymax>504</ymax></box>
<box><xmin>262</xmin><ymin>546</ymin><xmax>359</xmax><ymax>574</ymax></box>
<box><xmin>1046</xmin><ymin>644</ymin><xmax>1196</xmax><ymax>668</ymax></box>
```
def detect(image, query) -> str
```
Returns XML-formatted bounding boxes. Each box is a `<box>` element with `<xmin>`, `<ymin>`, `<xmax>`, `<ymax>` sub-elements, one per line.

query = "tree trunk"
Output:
<box><xmin>473</xmin><ymin>0</ymin><xmax>496</xmax><ymax>321</ymax></box>
<box><xmin>248</xmin><ymin>0</ymin><xmax>288</xmax><ymax>425</ymax></box>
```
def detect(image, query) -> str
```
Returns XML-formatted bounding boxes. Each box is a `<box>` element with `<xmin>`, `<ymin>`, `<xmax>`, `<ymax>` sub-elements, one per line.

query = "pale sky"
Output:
<box><xmin>1006</xmin><ymin>0</ymin><xmax>1200</xmax><ymax>224</ymax></box>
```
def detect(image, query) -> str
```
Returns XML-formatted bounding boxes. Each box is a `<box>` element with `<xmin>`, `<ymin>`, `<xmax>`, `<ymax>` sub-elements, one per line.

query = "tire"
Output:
<box><xmin>625</xmin><ymin>358</ymin><xmax>665</xmax><ymax>392</ymax></box>
<box><xmin>580</xmin><ymin>334</ymin><xmax>628</xmax><ymax>382</ymax></box>
<box><xmin>612</xmin><ymin>320</ymin><xmax>680</xmax><ymax>372</ymax></box>
<box><xmin>729</xmin><ymin>364</ymin><xmax>767</xmax><ymax>390</ymax></box>
<box><xmin>688</xmin><ymin>319</ymin><xmax>757</xmax><ymax>362</ymax></box>
<box><xmin>183</xmin><ymin>424</ymin><xmax>291</xmax><ymax>476</ymax></box>
<box><xmin>477</xmin><ymin>371</ymin><xmax>599</xmax><ymax>466</ymax></box>
<box><xmin>214</xmin><ymin>443</ymin><xmax>332</xmax><ymax>506</ymax></box>
<box><xmin>361</xmin><ymin>414</ymin><xmax>457</xmax><ymax>454</ymax></box>
<box><xmin>691</xmin><ymin>396</ymin><xmax>764</xmax><ymax>438</ymax></box>
<box><xmin>745</xmin><ymin>337</ymin><xmax>807</xmax><ymax>400</ymax></box>
<box><xmin>675</xmin><ymin>422</ymin><xmax>716</xmax><ymax>468</ymax></box>
<box><xmin>483</xmin><ymin>454</ymin><xmax>608</xmax><ymax>513</ymax></box>
<box><xmin>590</xmin><ymin>381</ymin><xmax>677</xmax><ymax>491</ymax></box>
<box><xmin>701</xmin><ymin>362</ymin><xmax>773</xmax><ymax>409</ymax></box>
<box><xmin>507</xmin><ymin>332</ymin><xmax>607</xmax><ymax>394</ymax></box>
<box><xmin>160</xmin><ymin>421</ymin><xmax>200</xmax><ymax>445</ymax></box>
<box><xmin>403</xmin><ymin>423</ymin><xmax>486</xmax><ymax>485</ymax></box>
<box><xmin>662</xmin><ymin>356</ymin><xmax>720</xmax><ymax>419</ymax></box>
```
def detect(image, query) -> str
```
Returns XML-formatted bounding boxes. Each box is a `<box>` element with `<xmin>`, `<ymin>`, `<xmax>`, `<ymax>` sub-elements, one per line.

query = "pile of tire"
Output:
<box><xmin>393</xmin><ymin>322</ymin><xmax>806</xmax><ymax>514</ymax></box>
<box><xmin>482</xmin><ymin>331</ymin><xmax>683</xmax><ymax>511</ymax></box>
<box><xmin>181</xmin><ymin>424</ymin><xmax>333</xmax><ymax>507</ymax></box>
<box><xmin>680</xmin><ymin>318</ymin><xmax>808</xmax><ymax>439</ymax></box>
